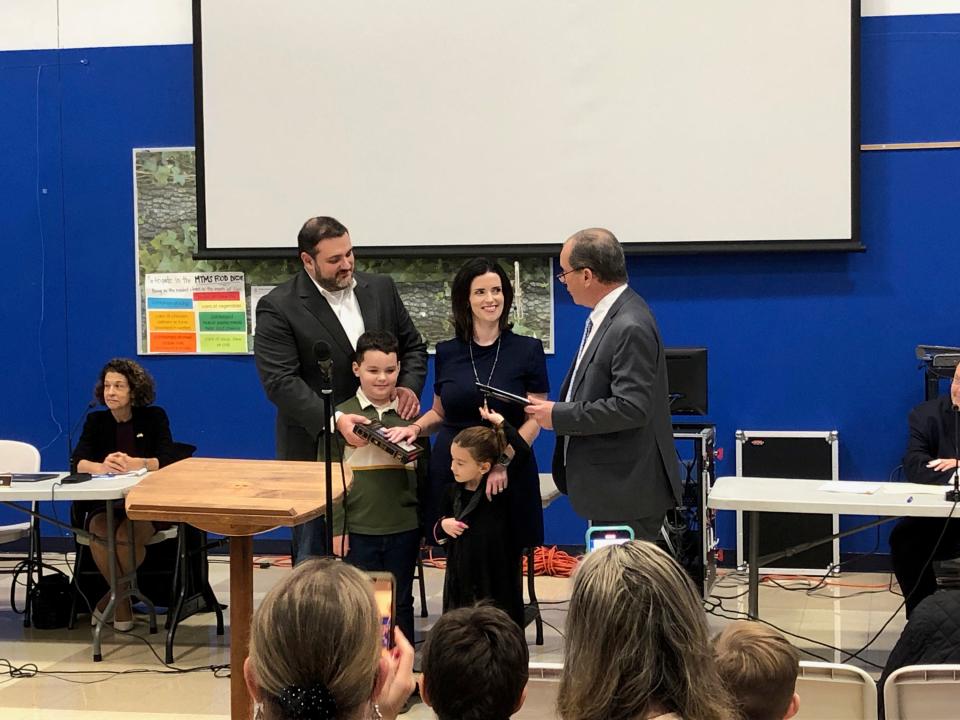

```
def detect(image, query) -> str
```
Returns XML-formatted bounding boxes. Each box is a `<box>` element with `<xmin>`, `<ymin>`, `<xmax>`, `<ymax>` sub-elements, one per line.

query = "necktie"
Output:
<box><xmin>565</xmin><ymin>317</ymin><xmax>593</xmax><ymax>402</ymax></box>
<box><xmin>563</xmin><ymin>316</ymin><xmax>594</xmax><ymax>460</ymax></box>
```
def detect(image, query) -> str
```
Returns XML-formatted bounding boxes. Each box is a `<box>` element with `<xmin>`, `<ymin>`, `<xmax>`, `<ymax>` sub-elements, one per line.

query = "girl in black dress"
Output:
<box><xmin>433</xmin><ymin>404</ymin><xmax>530</xmax><ymax>627</ymax></box>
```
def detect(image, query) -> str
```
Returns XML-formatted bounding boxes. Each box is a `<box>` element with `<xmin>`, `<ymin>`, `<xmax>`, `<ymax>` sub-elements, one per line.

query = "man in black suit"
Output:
<box><xmin>254</xmin><ymin>216</ymin><xmax>427</xmax><ymax>562</ymax></box>
<box><xmin>890</xmin><ymin>362</ymin><xmax>960</xmax><ymax>616</ymax></box>
<box><xmin>525</xmin><ymin>228</ymin><xmax>680</xmax><ymax>542</ymax></box>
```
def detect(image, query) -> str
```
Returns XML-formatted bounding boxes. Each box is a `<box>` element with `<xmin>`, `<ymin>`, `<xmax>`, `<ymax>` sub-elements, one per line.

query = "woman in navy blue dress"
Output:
<box><xmin>391</xmin><ymin>257</ymin><xmax>549</xmax><ymax>560</ymax></box>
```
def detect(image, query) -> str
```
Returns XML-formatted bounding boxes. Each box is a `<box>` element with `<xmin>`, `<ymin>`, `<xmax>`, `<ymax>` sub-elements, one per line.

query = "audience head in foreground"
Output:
<box><xmin>712</xmin><ymin>621</ymin><xmax>800</xmax><ymax>720</ymax></box>
<box><xmin>421</xmin><ymin>604</ymin><xmax>529</xmax><ymax>720</ymax></box>
<box><xmin>558</xmin><ymin>540</ymin><xmax>736</xmax><ymax>720</ymax></box>
<box><xmin>244</xmin><ymin>559</ymin><xmax>415</xmax><ymax>720</ymax></box>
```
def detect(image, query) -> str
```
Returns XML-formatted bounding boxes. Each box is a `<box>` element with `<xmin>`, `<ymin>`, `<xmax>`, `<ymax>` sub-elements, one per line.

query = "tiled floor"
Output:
<box><xmin>0</xmin><ymin>553</ymin><xmax>907</xmax><ymax>719</ymax></box>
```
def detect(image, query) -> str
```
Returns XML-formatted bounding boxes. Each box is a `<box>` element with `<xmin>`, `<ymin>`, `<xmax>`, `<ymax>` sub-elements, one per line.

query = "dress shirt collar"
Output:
<box><xmin>356</xmin><ymin>388</ymin><xmax>399</xmax><ymax>417</ymax></box>
<box><xmin>307</xmin><ymin>273</ymin><xmax>358</xmax><ymax>304</ymax></box>
<box><xmin>589</xmin><ymin>283</ymin><xmax>628</xmax><ymax>327</ymax></box>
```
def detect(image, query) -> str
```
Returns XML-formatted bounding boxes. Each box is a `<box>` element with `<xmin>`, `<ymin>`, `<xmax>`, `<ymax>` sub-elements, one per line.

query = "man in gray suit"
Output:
<box><xmin>525</xmin><ymin>228</ymin><xmax>680</xmax><ymax>541</ymax></box>
<box><xmin>254</xmin><ymin>216</ymin><xmax>427</xmax><ymax>561</ymax></box>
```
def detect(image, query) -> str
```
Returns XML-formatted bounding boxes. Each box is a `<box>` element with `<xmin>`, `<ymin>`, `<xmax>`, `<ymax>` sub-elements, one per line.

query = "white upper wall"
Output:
<box><xmin>0</xmin><ymin>0</ymin><xmax>191</xmax><ymax>52</ymax></box>
<box><xmin>1</xmin><ymin>0</ymin><xmax>59</xmax><ymax>51</ymax></box>
<box><xmin>862</xmin><ymin>0</ymin><xmax>960</xmax><ymax>16</ymax></box>
<box><xmin>0</xmin><ymin>0</ymin><xmax>956</xmax><ymax>51</ymax></box>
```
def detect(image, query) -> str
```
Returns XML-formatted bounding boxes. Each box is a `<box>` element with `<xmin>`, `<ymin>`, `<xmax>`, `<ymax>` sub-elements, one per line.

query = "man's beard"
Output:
<box><xmin>315</xmin><ymin>269</ymin><xmax>353</xmax><ymax>293</ymax></box>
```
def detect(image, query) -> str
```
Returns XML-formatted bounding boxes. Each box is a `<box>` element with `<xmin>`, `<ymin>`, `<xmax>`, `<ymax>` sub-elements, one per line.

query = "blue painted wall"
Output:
<box><xmin>2</xmin><ymin>15</ymin><xmax>959</xmax><ymax>553</ymax></box>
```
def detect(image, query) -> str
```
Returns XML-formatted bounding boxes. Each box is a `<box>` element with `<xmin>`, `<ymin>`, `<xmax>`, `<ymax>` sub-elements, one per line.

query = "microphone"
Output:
<box><xmin>67</xmin><ymin>400</ymin><xmax>97</xmax><ymax>448</ymax></box>
<box><xmin>313</xmin><ymin>340</ymin><xmax>334</xmax><ymax>384</ymax></box>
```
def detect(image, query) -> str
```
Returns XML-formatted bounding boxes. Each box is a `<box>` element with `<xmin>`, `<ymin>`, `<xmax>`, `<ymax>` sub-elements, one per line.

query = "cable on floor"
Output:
<box><xmin>523</xmin><ymin>546</ymin><xmax>580</xmax><ymax>578</ymax></box>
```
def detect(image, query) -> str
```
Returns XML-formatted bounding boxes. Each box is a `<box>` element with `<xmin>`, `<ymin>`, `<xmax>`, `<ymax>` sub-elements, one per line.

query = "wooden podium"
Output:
<box><xmin>126</xmin><ymin>457</ymin><xmax>337</xmax><ymax>720</ymax></box>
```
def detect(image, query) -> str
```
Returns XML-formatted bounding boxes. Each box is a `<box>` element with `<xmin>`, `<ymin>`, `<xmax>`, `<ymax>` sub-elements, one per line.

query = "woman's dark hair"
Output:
<box><xmin>94</xmin><ymin>358</ymin><xmax>156</xmax><ymax>407</ymax></box>
<box><xmin>450</xmin><ymin>257</ymin><xmax>514</xmax><ymax>342</ymax></box>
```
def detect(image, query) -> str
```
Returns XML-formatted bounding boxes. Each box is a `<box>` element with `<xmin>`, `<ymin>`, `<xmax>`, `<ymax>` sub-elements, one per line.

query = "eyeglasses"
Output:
<box><xmin>555</xmin><ymin>267</ymin><xmax>588</xmax><ymax>284</ymax></box>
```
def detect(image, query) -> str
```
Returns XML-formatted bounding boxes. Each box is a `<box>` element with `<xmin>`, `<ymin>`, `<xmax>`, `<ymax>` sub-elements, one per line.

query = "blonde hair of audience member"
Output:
<box><xmin>244</xmin><ymin>559</ymin><xmax>414</xmax><ymax>720</ymax></box>
<box><xmin>558</xmin><ymin>541</ymin><xmax>737</xmax><ymax>720</ymax></box>
<box><xmin>712</xmin><ymin>621</ymin><xmax>800</xmax><ymax>720</ymax></box>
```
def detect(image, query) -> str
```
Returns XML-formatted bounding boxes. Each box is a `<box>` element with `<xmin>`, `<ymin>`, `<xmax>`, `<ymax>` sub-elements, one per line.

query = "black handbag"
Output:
<box><xmin>12</xmin><ymin>563</ymin><xmax>72</xmax><ymax>629</ymax></box>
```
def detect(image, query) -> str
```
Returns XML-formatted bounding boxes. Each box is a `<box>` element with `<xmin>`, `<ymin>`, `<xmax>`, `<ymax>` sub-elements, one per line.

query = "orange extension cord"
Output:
<box><xmin>523</xmin><ymin>546</ymin><xmax>581</xmax><ymax>578</ymax></box>
<box><xmin>423</xmin><ymin>545</ymin><xmax>580</xmax><ymax>578</ymax></box>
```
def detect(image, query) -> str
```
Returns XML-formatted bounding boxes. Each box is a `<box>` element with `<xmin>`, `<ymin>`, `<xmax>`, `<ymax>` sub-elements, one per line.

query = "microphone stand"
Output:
<box><xmin>947</xmin><ymin>404</ymin><xmax>960</xmax><ymax>503</ymax></box>
<box><xmin>320</xmin><ymin>383</ymin><xmax>335</xmax><ymax>556</ymax></box>
<box><xmin>312</xmin><ymin>340</ymin><xmax>336</xmax><ymax>557</ymax></box>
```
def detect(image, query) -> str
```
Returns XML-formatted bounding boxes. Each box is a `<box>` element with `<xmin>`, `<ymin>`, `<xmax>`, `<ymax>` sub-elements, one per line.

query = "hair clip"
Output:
<box><xmin>276</xmin><ymin>683</ymin><xmax>338</xmax><ymax>719</ymax></box>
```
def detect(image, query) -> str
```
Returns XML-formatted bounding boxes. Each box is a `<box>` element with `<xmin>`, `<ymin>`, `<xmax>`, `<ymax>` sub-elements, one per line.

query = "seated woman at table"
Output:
<box><xmin>245</xmin><ymin>558</ymin><xmax>416</xmax><ymax>720</ymax></box>
<box><xmin>70</xmin><ymin>357</ymin><xmax>176</xmax><ymax>630</ymax></box>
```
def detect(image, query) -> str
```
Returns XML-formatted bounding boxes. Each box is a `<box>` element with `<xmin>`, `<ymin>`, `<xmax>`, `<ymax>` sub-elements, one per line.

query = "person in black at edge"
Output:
<box><xmin>889</xmin><ymin>362</ymin><xmax>960</xmax><ymax>617</ymax></box>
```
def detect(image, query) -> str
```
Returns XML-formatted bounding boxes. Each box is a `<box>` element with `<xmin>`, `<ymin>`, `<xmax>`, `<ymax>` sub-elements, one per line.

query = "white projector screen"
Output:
<box><xmin>194</xmin><ymin>1</ymin><xmax>858</xmax><ymax>256</ymax></box>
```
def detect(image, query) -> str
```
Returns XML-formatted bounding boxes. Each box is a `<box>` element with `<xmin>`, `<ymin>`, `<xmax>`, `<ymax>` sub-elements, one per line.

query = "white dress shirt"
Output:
<box><xmin>307</xmin><ymin>274</ymin><xmax>365</xmax><ymax>349</ymax></box>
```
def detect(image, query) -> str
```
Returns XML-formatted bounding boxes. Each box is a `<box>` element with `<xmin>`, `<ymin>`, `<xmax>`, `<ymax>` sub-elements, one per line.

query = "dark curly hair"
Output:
<box><xmin>450</xmin><ymin>258</ymin><xmax>514</xmax><ymax>343</ymax></box>
<box><xmin>94</xmin><ymin>358</ymin><xmax>156</xmax><ymax>407</ymax></box>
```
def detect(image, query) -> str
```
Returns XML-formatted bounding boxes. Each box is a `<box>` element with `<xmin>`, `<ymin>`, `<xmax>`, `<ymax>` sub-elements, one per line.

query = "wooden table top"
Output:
<box><xmin>125</xmin><ymin>457</ymin><xmax>338</xmax><ymax>536</ymax></box>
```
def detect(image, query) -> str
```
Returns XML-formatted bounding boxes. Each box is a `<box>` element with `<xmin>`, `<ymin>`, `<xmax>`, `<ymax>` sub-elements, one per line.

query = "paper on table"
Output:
<box><xmin>817</xmin><ymin>481</ymin><xmax>881</xmax><ymax>495</ymax></box>
<box><xmin>91</xmin><ymin>467</ymin><xmax>149</xmax><ymax>480</ymax></box>
<box><xmin>881</xmin><ymin>482</ymin><xmax>951</xmax><ymax>496</ymax></box>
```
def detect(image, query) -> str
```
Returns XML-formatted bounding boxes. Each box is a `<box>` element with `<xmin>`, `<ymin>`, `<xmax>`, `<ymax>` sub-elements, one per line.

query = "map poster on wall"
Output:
<box><xmin>134</xmin><ymin>149</ymin><xmax>552</xmax><ymax>355</ymax></box>
<box><xmin>143</xmin><ymin>272</ymin><xmax>249</xmax><ymax>354</ymax></box>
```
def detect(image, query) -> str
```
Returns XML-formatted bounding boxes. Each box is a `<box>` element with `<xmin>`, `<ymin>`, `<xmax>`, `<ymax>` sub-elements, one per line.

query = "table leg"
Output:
<box><xmin>24</xmin><ymin>502</ymin><xmax>40</xmax><ymax>628</ymax></box>
<box><xmin>748</xmin><ymin>510</ymin><xmax>759</xmax><ymax>619</ymax></box>
<box><xmin>93</xmin><ymin>501</ymin><xmax>119</xmax><ymax>662</ymax></box>
<box><xmin>126</xmin><ymin>520</ymin><xmax>158</xmax><ymax>634</ymax></box>
<box><xmin>230</xmin><ymin>536</ymin><xmax>253</xmax><ymax>720</ymax></box>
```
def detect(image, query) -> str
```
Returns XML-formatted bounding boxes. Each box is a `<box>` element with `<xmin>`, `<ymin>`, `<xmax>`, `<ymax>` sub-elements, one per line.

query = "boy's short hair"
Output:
<box><xmin>422</xmin><ymin>605</ymin><xmax>528</xmax><ymax>720</ymax></box>
<box><xmin>713</xmin><ymin>621</ymin><xmax>799</xmax><ymax>720</ymax></box>
<box><xmin>353</xmin><ymin>330</ymin><xmax>399</xmax><ymax>364</ymax></box>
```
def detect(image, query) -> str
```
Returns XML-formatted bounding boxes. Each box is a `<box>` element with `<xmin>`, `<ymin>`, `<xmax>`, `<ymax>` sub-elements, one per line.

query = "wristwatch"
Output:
<box><xmin>497</xmin><ymin>453</ymin><xmax>512</xmax><ymax>468</ymax></box>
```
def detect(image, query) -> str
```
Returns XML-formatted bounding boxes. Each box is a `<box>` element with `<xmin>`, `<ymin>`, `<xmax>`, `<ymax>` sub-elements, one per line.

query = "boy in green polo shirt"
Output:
<box><xmin>332</xmin><ymin>330</ymin><xmax>424</xmax><ymax>646</ymax></box>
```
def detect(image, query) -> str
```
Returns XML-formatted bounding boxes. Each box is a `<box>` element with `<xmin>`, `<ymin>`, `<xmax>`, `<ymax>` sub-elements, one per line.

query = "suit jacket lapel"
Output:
<box><xmin>297</xmin><ymin>271</ymin><xmax>354</xmax><ymax>357</ymax></box>
<box><xmin>353</xmin><ymin>273</ymin><xmax>381</xmax><ymax>334</ymax></box>
<box><xmin>568</xmin><ymin>289</ymin><xmax>633</xmax><ymax>400</ymax></box>
<box><xmin>558</xmin><ymin>365</ymin><xmax>574</xmax><ymax>402</ymax></box>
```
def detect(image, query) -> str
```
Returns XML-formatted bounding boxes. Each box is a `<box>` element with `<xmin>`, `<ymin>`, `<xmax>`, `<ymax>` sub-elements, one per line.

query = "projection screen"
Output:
<box><xmin>194</xmin><ymin>1</ymin><xmax>859</xmax><ymax>256</ymax></box>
